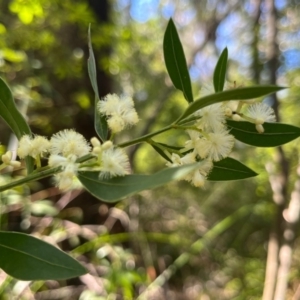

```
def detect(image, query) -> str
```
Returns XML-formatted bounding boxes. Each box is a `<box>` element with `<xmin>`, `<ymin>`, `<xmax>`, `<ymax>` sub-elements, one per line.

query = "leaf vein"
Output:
<box><xmin>0</xmin><ymin>244</ymin><xmax>78</xmax><ymax>271</ymax></box>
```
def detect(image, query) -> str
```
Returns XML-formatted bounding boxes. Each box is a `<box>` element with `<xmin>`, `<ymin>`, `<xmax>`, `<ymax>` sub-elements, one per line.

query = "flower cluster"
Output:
<box><xmin>16</xmin><ymin>129</ymin><xmax>132</xmax><ymax>191</ymax></box>
<box><xmin>166</xmin><ymin>102</ymin><xmax>234</xmax><ymax>187</ymax></box>
<box><xmin>166</xmin><ymin>88</ymin><xmax>276</xmax><ymax>187</ymax></box>
<box><xmin>0</xmin><ymin>151</ymin><xmax>21</xmax><ymax>170</ymax></box>
<box><xmin>14</xmin><ymin>93</ymin><xmax>139</xmax><ymax>191</ymax></box>
<box><xmin>18</xmin><ymin>135</ymin><xmax>50</xmax><ymax>160</ymax></box>
<box><xmin>48</xmin><ymin>130</ymin><xmax>91</xmax><ymax>190</ymax></box>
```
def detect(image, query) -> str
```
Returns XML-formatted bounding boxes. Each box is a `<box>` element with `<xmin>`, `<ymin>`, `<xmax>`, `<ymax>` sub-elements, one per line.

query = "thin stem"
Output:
<box><xmin>177</xmin><ymin>115</ymin><xmax>200</xmax><ymax>125</ymax></box>
<box><xmin>0</xmin><ymin>154</ymin><xmax>95</xmax><ymax>192</ymax></box>
<box><xmin>0</xmin><ymin>166</ymin><xmax>61</xmax><ymax>192</ymax></box>
<box><xmin>172</xmin><ymin>124</ymin><xmax>202</xmax><ymax>133</ymax></box>
<box><xmin>117</xmin><ymin>125</ymin><xmax>173</xmax><ymax>148</ymax></box>
<box><xmin>36</xmin><ymin>156</ymin><xmax>41</xmax><ymax>168</ymax></box>
<box><xmin>147</xmin><ymin>139</ymin><xmax>180</xmax><ymax>156</ymax></box>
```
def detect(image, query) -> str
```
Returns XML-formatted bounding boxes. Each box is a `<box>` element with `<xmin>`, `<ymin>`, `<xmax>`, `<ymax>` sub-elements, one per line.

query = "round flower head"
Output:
<box><xmin>50</xmin><ymin>129</ymin><xmax>91</xmax><ymax>158</ymax></box>
<box><xmin>97</xmin><ymin>94</ymin><xmax>121</xmax><ymax>115</ymax></box>
<box><xmin>115</xmin><ymin>95</ymin><xmax>139</xmax><ymax>123</ymax></box>
<box><xmin>195</xmin><ymin>103</ymin><xmax>226</xmax><ymax>132</ymax></box>
<box><xmin>17</xmin><ymin>134</ymin><xmax>50</xmax><ymax>159</ymax></box>
<box><xmin>107</xmin><ymin>114</ymin><xmax>126</xmax><ymax>133</ymax></box>
<box><xmin>97</xmin><ymin>94</ymin><xmax>139</xmax><ymax>133</ymax></box>
<box><xmin>99</xmin><ymin>147</ymin><xmax>130</xmax><ymax>179</ymax></box>
<box><xmin>195</xmin><ymin>130</ymin><xmax>235</xmax><ymax>161</ymax></box>
<box><xmin>30</xmin><ymin>135</ymin><xmax>51</xmax><ymax>158</ymax></box>
<box><xmin>246</xmin><ymin>103</ymin><xmax>276</xmax><ymax>125</ymax></box>
<box><xmin>17</xmin><ymin>135</ymin><xmax>32</xmax><ymax>158</ymax></box>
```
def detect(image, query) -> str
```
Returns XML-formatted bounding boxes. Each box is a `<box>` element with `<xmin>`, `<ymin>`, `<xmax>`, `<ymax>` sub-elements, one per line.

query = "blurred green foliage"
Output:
<box><xmin>0</xmin><ymin>0</ymin><xmax>300</xmax><ymax>299</ymax></box>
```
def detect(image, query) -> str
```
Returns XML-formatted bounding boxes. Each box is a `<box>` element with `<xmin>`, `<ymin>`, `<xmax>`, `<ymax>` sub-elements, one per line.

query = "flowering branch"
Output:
<box><xmin>0</xmin><ymin>18</ymin><xmax>299</xmax><ymax>285</ymax></box>
<box><xmin>0</xmin><ymin>154</ymin><xmax>94</xmax><ymax>192</ymax></box>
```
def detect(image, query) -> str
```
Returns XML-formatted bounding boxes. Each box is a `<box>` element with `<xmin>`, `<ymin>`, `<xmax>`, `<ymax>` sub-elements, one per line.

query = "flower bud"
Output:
<box><xmin>256</xmin><ymin>124</ymin><xmax>264</xmax><ymax>133</ymax></box>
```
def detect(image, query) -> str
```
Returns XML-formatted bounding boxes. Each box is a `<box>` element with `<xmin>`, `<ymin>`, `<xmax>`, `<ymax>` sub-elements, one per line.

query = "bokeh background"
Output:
<box><xmin>1</xmin><ymin>0</ymin><xmax>300</xmax><ymax>299</ymax></box>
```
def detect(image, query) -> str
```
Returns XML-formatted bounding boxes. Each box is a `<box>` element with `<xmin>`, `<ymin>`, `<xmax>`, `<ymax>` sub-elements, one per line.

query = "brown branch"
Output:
<box><xmin>263</xmin><ymin>0</ymin><xmax>291</xmax><ymax>299</ymax></box>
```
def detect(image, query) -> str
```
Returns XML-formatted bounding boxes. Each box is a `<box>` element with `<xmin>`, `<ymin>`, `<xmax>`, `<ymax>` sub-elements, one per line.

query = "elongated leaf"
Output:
<box><xmin>177</xmin><ymin>86</ymin><xmax>284</xmax><ymax>122</ymax></box>
<box><xmin>213</xmin><ymin>47</ymin><xmax>228</xmax><ymax>92</ymax></box>
<box><xmin>0</xmin><ymin>78</ymin><xmax>34</xmax><ymax>173</ymax></box>
<box><xmin>87</xmin><ymin>26</ymin><xmax>99</xmax><ymax>99</ymax></box>
<box><xmin>208</xmin><ymin>157</ymin><xmax>257</xmax><ymax>181</ymax></box>
<box><xmin>0</xmin><ymin>78</ymin><xmax>31</xmax><ymax>139</ymax></box>
<box><xmin>88</xmin><ymin>25</ymin><xmax>108</xmax><ymax>142</ymax></box>
<box><xmin>78</xmin><ymin>163</ymin><xmax>200</xmax><ymax>202</ymax></box>
<box><xmin>163</xmin><ymin>18</ymin><xmax>193</xmax><ymax>103</ymax></box>
<box><xmin>151</xmin><ymin>144</ymin><xmax>172</xmax><ymax>162</ymax></box>
<box><xmin>150</xmin><ymin>142</ymin><xmax>182</xmax><ymax>162</ymax></box>
<box><xmin>227</xmin><ymin>120</ymin><xmax>300</xmax><ymax>147</ymax></box>
<box><xmin>152</xmin><ymin>142</ymin><xmax>182</xmax><ymax>152</ymax></box>
<box><xmin>0</xmin><ymin>232</ymin><xmax>86</xmax><ymax>280</ymax></box>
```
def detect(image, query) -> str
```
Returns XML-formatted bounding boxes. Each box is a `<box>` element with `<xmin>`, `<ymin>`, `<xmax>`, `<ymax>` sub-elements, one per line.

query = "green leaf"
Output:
<box><xmin>88</xmin><ymin>25</ymin><xmax>108</xmax><ymax>142</ymax></box>
<box><xmin>78</xmin><ymin>163</ymin><xmax>200</xmax><ymax>202</ymax></box>
<box><xmin>227</xmin><ymin>120</ymin><xmax>300</xmax><ymax>147</ymax></box>
<box><xmin>0</xmin><ymin>78</ymin><xmax>31</xmax><ymax>139</ymax></box>
<box><xmin>208</xmin><ymin>157</ymin><xmax>258</xmax><ymax>181</ymax></box>
<box><xmin>177</xmin><ymin>86</ymin><xmax>284</xmax><ymax>122</ymax></box>
<box><xmin>0</xmin><ymin>77</ymin><xmax>34</xmax><ymax>173</ymax></box>
<box><xmin>151</xmin><ymin>144</ymin><xmax>172</xmax><ymax>162</ymax></box>
<box><xmin>0</xmin><ymin>231</ymin><xmax>86</xmax><ymax>280</ymax></box>
<box><xmin>163</xmin><ymin>18</ymin><xmax>193</xmax><ymax>103</ymax></box>
<box><xmin>150</xmin><ymin>142</ymin><xmax>182</xmax><ymax>162</ymax></box>
<box><xmin>213</xmin><ymin>47</ymin><xmax>228</xmax><ymax>92</ymax></box>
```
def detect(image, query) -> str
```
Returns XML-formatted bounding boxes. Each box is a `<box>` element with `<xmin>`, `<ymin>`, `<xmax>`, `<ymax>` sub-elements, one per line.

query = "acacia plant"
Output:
<box><xmin>0</xmin><ymin>19</ymin><xmax>299</xmax><ymax>281</ymax></box>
